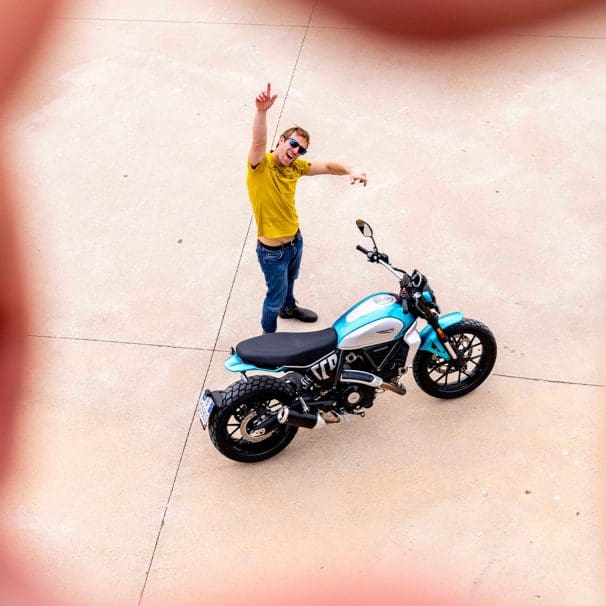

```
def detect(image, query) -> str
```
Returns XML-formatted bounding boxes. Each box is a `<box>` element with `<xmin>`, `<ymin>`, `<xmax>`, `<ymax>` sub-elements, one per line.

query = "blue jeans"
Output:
<box><xmin>256</xmin><ymin>231</ymin><xmax>303</xmax><ymax>333</ymax></box>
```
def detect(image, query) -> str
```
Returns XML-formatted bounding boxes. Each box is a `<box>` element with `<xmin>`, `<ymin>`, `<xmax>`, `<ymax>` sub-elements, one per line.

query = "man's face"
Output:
<box><xmin>275</xmin><ymin>133</ymin><xmax>309</xmax><ymax>166</ymax></box>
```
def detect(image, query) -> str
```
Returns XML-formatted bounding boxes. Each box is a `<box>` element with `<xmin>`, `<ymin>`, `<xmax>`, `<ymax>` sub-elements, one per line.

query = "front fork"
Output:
<box><xmin>418</xmin><ymin>310</ymin><xmax>464</xmax><ymax>364</ymax></box>
<box><xmin>433</xmin><ymin>323</ymin><xmax>463</xmax><ymax>366</ymax></box>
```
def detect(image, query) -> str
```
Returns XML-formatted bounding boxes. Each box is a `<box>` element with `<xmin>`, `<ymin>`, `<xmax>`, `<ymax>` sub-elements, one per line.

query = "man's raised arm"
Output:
<box><xmin>249</xmin><ymin>82</ymin><xmax>277</xmax><ymax>167</ymax></box>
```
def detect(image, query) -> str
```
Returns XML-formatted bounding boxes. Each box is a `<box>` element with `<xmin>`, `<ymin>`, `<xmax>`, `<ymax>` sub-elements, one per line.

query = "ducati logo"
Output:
<box><xmin>373</xmin><ymin>295</ymin><xmax>395</xmax><ymax>305</ymax></box>
<box><xmin>311</xmin><ymin>353</ymin><xmax>338</xmax><ymax>381</ymax></box>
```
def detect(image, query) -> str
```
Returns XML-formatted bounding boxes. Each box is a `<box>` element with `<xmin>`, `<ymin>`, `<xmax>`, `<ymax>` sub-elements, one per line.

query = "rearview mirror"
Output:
<box><xmin>356</xmin><ymin>219</ymin><xmax>373</xmax><ymax>237</ymax></box>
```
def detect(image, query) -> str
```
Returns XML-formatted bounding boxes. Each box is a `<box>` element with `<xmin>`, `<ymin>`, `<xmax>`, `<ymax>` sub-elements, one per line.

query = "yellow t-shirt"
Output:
<box><xmin>246</xmin><ymin>152</ymin><xmax>311</xmax><ymax>238</ymax></box>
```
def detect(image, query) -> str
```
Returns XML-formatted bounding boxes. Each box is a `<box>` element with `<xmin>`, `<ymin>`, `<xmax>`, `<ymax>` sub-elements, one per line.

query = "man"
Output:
<box><xmin>247</xmin><ymin>82</ymin><xmax>368</xmax><ymax>334</ymax></box>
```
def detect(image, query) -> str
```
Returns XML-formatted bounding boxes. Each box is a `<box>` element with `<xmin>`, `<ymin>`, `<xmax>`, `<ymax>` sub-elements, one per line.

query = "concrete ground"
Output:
<box><xmin>1</xmin><ymin>0</ymin><xmax>605</xmax><ymax>604</ymax></box>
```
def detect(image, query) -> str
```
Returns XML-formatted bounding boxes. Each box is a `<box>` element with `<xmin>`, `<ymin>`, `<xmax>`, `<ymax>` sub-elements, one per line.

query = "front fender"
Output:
<box><xmin>224</xmin><ymin>353</ymin><xmax>284</xmax><ymax>373</ymax></box>
<box><xmin>418</xmin><ymin>312</ymin><xmax>464</xmax><ymax>359</ymax></box>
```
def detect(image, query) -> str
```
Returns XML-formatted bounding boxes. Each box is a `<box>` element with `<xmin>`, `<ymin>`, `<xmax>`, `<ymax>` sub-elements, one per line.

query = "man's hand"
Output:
<box><xmin>255</xmin><ymin>82</ymin><xmax>277</xmax><ymax>112</ymax></box>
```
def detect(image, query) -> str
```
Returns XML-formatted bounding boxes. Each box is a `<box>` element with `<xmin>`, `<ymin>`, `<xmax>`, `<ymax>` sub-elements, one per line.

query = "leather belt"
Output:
<box><xmin>258</xmin><ymin>230</ymin><xmax>301</xmax><ymax>250</ymax></box>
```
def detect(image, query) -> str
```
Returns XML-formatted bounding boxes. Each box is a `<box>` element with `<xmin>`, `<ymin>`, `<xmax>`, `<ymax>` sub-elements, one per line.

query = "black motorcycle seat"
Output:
<box><xmin>236</xmin><ymin>328</ymin><xmax>338</xmax><ymax>370</ymax></box>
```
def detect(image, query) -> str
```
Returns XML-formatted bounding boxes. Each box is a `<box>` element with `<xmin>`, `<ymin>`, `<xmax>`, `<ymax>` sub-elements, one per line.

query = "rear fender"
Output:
<box><xmin>205</xmin><ymin>388</ymin><xmax>225</xmax><ymax>410</ymax></box>
<box><xmin>224</xmin><ymin>352</ymin><xmax>284</xmax><ymax>374</ymax></box>
<box><xmin>418</xmin><ymin>312</ymin><xmax>464</xmax><ymax>359</ymax></box>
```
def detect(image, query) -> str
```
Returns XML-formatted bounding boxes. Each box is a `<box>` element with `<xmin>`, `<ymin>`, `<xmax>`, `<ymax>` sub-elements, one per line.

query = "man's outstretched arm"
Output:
<box><xmin>308</xmin><ymin>161</ymin><xmax>368</xmax><ymax>186</ymax></box>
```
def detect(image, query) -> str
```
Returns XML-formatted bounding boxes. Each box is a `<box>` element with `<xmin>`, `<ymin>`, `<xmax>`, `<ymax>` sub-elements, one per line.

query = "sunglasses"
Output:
<box><xmin>287</xmin><ymin>138</ymin><xmax>308</xmax><ymax>155</ymax></box>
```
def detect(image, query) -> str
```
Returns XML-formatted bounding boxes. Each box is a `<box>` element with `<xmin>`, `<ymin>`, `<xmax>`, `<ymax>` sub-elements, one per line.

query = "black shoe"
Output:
<box><xmin>279</xmin><ymin>305</ymin><xmax>318</xmax><ymax>323</ymax></box>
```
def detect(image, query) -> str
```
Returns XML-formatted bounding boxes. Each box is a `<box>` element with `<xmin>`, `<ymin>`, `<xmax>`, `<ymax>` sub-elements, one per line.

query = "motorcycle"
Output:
<box><xmin>198</xmin><ymin>219</ymin><xmax>497</xmax><ymax>463</ymax></box>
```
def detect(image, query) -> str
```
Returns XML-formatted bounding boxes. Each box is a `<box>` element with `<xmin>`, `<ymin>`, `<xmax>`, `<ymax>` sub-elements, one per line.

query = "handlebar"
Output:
<box><xmin>355</xmin><ymin>231</ymin><xmax>439</xmax><ymax>319</ymax></box>
<box><xmin>356</xmin><ymin>245</ymin><xmax>390</xmax><ymax>265</ymax></box>
<box><xmin>356</xmin><ymin>244</ymin><xmax>379</xmax><ymax>263</ymax></box>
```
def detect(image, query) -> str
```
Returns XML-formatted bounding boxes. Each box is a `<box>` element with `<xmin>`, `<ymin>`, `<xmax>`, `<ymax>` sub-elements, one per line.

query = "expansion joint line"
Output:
<box><xmin>137</xmin><ymin>9</ymin><xmax>317</xmax><ymax>605</ymax></box>
<box><xmin>271</xmin><ymin>5</ymin><xmax>315</xmax><ymax>145</ymax></box>
<box><xmin>493</xmin><ymin>373</ymin><xmax>604</xmax><ymax>388</ymax></box>
<box><xmin>27</xmin><ymin>333</ymin><xmax>219</xmax><ymax>352</ymax></box>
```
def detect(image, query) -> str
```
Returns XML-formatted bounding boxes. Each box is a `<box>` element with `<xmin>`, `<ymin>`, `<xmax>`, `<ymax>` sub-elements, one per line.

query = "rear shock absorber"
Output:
<box><xmin>300</xmin><ymin>374</ymin><xmax>319</xmax><ymax>394</ymax></box>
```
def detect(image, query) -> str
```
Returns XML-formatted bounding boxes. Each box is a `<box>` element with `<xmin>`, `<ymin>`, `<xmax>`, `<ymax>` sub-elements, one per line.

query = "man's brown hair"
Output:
<box><xmin>279</xmin><ymin>125</ymin><xmax>310</xmax><ymax>146</ymax></box>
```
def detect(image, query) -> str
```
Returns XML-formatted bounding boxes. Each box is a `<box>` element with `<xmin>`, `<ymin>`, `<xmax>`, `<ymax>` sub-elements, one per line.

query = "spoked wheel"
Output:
<box><xmin>208</xmin><ymin>375</ymin><xmax>297</xmax><ymax>462</ymax></box>
<box><xmin>413</xmin><ymin>318</ymin><xmax>496</xmax><ymax>399</ymax></box>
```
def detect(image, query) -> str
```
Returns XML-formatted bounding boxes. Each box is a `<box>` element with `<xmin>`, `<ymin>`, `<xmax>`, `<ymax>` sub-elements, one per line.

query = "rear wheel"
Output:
<box><xmin>208</xmin><ymin>375</ymin><xmax>298</xmax><ymax>462</ymax></box>
<box><xmin>413</xmin><ymin>318</ymin><xmax>496</xmax><ymax>399</ymax></box>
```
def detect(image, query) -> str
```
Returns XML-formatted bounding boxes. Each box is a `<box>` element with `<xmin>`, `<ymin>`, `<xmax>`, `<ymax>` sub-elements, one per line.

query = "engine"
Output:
<box><xmin>343</xmin><ymin>340</ymin><xmax>409</xmax><ymax>382</ymax></box>
<box><xmin>339</xmin><ymin>384</ymin><xmax>376</xmax><ymax>413</ymax></box>
<box><xmin>293</xmin><ymin>341</ymin><xmax>409</xmax><ymax>416</ymax></box>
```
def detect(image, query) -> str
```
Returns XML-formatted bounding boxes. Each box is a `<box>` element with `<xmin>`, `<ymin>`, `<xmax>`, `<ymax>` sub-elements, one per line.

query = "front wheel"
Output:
<box><xmin>413</xmin><ymin>318</ymin><xmax>496</xmax><ymax>399</ymax></box>
<box><xmin>208</xmin><ymin>375</ymin><xmax>298</xmax><ymax>462</ymax></box>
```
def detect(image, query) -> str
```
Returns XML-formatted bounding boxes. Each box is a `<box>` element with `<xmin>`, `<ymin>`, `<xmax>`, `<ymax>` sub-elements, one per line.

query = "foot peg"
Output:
<box><xmin>319</xmin><ymin>410</ymin><xmax>341</xmax><ymax>424</ymax></box>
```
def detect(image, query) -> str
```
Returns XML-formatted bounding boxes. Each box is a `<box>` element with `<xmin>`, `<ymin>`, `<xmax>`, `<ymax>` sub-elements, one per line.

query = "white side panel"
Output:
<box><xmin>403</xmin><ymin>323</ymin><xmax>421</xmax><ymax>368</ymax></box>
<box><xmin>338</xmin><ymin>318</ymin><xmax>403</xmax><ymax>350</ymax></box>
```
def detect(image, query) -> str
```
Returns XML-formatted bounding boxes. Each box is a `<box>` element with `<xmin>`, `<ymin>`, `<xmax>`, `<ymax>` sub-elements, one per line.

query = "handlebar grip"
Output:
<box><xmin>356</xmin><ymin>244</ymin><xmax>370</xmax><ymax>254</ymax></box>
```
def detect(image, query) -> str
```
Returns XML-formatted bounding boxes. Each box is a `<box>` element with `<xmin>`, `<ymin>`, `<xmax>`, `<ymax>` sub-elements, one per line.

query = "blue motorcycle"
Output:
<box><xmin>199</xmin><ymin>219</ymin><xmax>497</xmax><ymax>462</ymax></box>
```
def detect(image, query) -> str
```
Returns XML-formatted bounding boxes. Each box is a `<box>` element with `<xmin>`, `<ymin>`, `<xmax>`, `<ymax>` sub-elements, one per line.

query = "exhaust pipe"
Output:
<box><xmin>340</xmin><ymin>369</ymin><xmax>406</xmax><ymax>396</ymax></box>
<box><xmin>277</xmin><ymin>407</ymin><xmax>326</xmax><ymax>429</ymax></box>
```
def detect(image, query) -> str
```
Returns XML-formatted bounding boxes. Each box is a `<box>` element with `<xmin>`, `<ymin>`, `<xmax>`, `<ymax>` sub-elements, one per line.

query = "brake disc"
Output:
<box><xmin>240</xmin><ymin>410</ymin><xmax>275</xmax><ymax>442</ymax></box>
